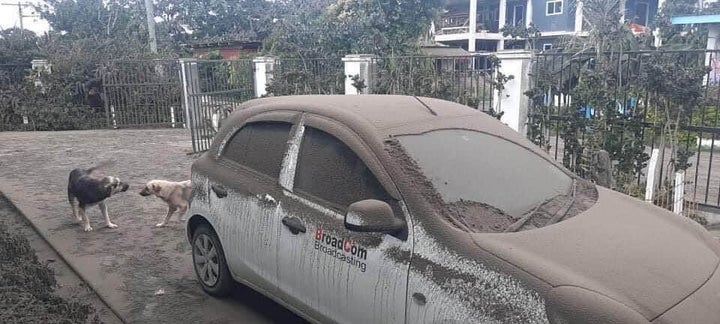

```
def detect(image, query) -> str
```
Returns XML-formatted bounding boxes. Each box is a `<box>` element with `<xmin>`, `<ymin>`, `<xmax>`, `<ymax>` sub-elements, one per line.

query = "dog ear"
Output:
<box><xmin>101</xmin><ymin>177</ymin><xmax>113</xmax><ymax>188</ymax></box>
<box><xmin>102</xmin><ymin>178</ymin><xmax>114</xmax><ymax>196</ymax></box>
<box><xmin>151</xmin><ymin>183</ymin><xmax>160</xmax><ymax>193</ymax></box>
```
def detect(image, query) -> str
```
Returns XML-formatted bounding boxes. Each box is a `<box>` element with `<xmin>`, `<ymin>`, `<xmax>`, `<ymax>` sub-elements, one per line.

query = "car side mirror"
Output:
<box><xmin>345</xmin><ymin>199</ymin><xmax>405</xmax><ymax>234</ymax></box>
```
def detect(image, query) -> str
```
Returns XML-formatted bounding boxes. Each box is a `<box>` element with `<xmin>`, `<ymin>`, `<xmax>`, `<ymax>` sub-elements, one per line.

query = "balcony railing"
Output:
<box><xmin>436</xmin><ymin>14</ymin><xmax>500</xmax><ymax>34</ymax></box>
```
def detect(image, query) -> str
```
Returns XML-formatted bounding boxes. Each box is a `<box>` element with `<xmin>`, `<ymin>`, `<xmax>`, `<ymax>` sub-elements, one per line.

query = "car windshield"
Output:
<box><xmin>397</xmin><ymin>129</ymin><xmax>572</xmax><ymax>216</ymax></box>
<box><xmin>393</xmin><ymin>129</ymin><xmax>597</xmax><ymax>233</ymax></box>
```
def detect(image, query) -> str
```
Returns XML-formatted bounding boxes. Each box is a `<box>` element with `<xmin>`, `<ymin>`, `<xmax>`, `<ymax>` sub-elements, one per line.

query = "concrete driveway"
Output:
<box><xmin>0</xmin><ymin>129</ymin><xmax>305</xmax><ymax>324</ymax></box>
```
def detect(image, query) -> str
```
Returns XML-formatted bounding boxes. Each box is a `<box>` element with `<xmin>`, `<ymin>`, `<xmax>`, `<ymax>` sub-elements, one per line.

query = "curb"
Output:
<box><xmin>0</xmin><ymin>192</ymin><xmax>127</xmax><ymax>324</ymax></box>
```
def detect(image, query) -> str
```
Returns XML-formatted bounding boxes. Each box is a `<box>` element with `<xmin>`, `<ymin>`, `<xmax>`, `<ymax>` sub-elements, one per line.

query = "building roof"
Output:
<box><xmin>671</xmin><ymin>14</ymin><xmax>720</xmax><ymax>24</ymax></box>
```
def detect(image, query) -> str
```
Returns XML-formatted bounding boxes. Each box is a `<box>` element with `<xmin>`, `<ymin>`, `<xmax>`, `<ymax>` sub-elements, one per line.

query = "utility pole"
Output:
<box><xmin>0</xmin><ymin>2</ymin><xmax>38</xmax><ymax>36</ymax></box>
<box><xmin>143</xmin><ymin>0</ymin><xmax>158</xmax><ymax>54</ymax></box>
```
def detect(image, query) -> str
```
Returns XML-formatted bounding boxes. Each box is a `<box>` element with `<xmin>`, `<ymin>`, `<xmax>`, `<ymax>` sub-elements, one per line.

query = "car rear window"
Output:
<box><xmin>222</xmin><ymin>121</ymin><xmax>292</xmax><ymax>178</ymax></box>
<box><xmin>294</xmin><ymin>127</ymin><xmax>392</xmax><ymax>210</ymax></box>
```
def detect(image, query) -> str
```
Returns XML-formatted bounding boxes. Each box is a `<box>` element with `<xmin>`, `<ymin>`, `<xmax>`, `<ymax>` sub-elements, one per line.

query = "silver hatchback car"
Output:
<box><xmin>187</xmin><ymin>95</ymin><xmax>720</xmax><ymax>324</ymax></box>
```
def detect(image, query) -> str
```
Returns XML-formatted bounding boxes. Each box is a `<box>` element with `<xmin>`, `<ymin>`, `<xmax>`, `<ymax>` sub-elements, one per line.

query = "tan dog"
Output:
<box><xmin>139</xmin><ymin>180</ymin><xmax>192</xmax><ymax>227</ymax></box>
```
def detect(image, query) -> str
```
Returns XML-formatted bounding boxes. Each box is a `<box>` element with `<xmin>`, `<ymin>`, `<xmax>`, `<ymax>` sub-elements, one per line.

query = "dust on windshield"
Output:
<box><xmin>387</xmin><ymin>129</ymin><xmax>598</xmax><ymax>233</ymax></box>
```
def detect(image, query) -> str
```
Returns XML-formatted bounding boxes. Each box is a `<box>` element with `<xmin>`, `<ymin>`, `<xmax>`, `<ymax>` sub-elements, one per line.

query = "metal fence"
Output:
<box><xmin>0</xmin><ymin>64</ymin><xmax>31</xmax><ymax>131</ymax></box>
<box><xmin>102</xmin><ymin>60</ymin><xmax>183</xmax><ymax>128</ymax></box>
<box><xmin>269</xmin><ymin>57</ymin><xmax>345</xmax><ymax>95</ymax></box>
<box><xmin>528</xmin><ymin>49</ymin><xmax>720</xmax><ymax>209</ymax></box>
<box><xmin>371</xmin><ymin>55</ymin><xmax>497</xmax><ymax>112</ymax></box>
<box><xmin>182</xmin><ymin>59</ymin><xmax>255</xmax><ymax>152</ymax></box>
<box><xmin>180</xmin><ymin>55</ymin><xmax>500</xmax><ymax>153</ymax></box>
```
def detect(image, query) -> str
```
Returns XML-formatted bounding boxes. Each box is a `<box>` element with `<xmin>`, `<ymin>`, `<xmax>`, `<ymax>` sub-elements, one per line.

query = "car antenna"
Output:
<box><xmin>413</xmin><ymin>96</ymin><xmax>438</xmax><ymax>116</ymax></box>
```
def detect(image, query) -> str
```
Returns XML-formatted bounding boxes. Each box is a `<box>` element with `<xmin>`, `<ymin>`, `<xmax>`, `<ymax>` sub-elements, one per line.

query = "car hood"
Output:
<box><xmin>471</xmin><ymin>187</ymin><xmax>720</xmax><ymax>320</ymax></box>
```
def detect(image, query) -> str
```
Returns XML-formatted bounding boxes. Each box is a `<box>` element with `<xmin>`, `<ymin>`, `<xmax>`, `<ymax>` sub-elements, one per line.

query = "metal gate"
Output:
<box><xmin>180</xmin><ymin>59</ymin><xmax>255</xmax><ymax>152</ymax></box>
<box><xmin>102</xmin><ymin>60</ymin><xmax>184</xmax><ymax>128</ymax></box>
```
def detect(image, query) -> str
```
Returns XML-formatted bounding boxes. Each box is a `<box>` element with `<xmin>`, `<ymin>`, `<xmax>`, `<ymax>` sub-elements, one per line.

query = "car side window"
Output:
<box><xmin>294</xmin><ymin>127</ymin><xmax>392</xmax><ymax>210</ymax></box>
<box><xmin>222</xmin><ymin>121</ymin><xmax>292</xmax><ymax>179</ymax></box>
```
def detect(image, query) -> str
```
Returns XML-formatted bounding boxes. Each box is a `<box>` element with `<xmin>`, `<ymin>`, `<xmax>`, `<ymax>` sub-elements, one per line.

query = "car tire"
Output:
<box><xmin>191</xmin><ymin>224</ymin><xmax>233</xmax><ymax>297</ymax></box>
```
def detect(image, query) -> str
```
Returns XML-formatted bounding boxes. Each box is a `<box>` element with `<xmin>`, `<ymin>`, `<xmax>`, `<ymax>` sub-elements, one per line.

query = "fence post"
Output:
<box><xmin>645</xmin><ymin>148</ymin><xmax>661</xmax><ymax>203</ymax></box>
<box><xmin>493</xmin><ymin>50</ymin><xmax>532</xmax><ymax>135</ymax></box>
<box><xmin>674</xmin><ymin>171</ymin><xmax>685</xmax><ymax>215</ymax></box>
<box><xmin>253</xmin><ymin>56</ymin><xmax>276</xmax><ymax>97</ymax></box>
<box><xmin>30</xmin><ymin>59</ymin><xmax>50</xmax><ymax>87</ymax></box>
<box><xmin>342</xmin><ymin>54</ymin><xmax>375</xmax><ymax>95</ymax></box>
<box><xmin>179</xmin><ymin>58</ymin><xmax>201</xmax><ymax>152</ymax></box>
<box><xmin>29</xmin><ymin>59</ymin><xmax>51</xmax><ymax>126</ymax></box>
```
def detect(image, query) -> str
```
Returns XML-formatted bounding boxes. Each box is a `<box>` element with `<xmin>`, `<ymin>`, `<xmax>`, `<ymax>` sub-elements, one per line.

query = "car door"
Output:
<box><xmin>207</xmin><ymin>118</ymin><xmax>294</xmax><ymax>293</ymax></box>
<box><xmin>275</xmin><ymin>117</ymin><xmax>412</xmax><ymax>324</ymax></box>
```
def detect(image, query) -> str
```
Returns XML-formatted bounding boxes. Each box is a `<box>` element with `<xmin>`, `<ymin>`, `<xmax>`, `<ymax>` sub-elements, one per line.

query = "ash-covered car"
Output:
<box><xmin>186</xmin><ymin>95</ymin><xmax>720</xmax><ymax>324</ymax></box>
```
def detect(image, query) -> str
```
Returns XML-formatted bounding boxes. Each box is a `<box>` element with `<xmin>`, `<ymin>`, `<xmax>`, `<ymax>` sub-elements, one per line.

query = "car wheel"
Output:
<box><xmin>192</xmin><ymin>225</ymin><xmax>233</xmax><ymax>297</ymax></box>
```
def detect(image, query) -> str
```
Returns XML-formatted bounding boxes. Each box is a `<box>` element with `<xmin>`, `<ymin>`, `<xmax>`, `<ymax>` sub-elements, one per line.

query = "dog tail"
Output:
<box><xmin>87</xmin><ymin>160</ymin><xmax>115</xmax><ymax>173</ymax></box>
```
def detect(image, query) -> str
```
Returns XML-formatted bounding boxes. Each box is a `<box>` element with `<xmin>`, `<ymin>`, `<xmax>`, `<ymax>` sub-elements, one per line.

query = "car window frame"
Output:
<box><xmin>215</xmin><ymin>111</ymin><xmax>300</xmax><ymax>184</ymax></box>
<box><xmin>280</xmin><ymin>114</ymin><xmax>402</xmax><ymax>214</ymax></box>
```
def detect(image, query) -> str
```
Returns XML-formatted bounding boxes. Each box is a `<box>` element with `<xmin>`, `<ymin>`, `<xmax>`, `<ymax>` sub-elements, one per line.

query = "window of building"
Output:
<box><xmin>634</xmin><ymin>2</ymin><xmax>649</xmax><ymax>26</ymax></box>
<box><xmin>513</xmin><ymin>5</ymin><xmax>525</xmax><ymax>26</ymax></box>
<box><xmin>543</xmin><ymin>43</ymin><xmax>554</xmax><ymax>51</ymax></box>
<box><xmin>546</xmin><ymin>0</ymin><xmax>563</xmax><ymax>15</ymax></box>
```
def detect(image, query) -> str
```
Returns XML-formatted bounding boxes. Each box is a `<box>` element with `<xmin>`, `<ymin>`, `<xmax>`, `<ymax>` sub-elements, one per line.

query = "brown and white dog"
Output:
<box><xmin>67</xmin><ymin>162</ymin><xmax>129</xmax><ymax>232</ymax></box>
<box><xmin>139</xmin><ymin>180</ymin><xmax>192</xmax><ymax>227</ymax></box>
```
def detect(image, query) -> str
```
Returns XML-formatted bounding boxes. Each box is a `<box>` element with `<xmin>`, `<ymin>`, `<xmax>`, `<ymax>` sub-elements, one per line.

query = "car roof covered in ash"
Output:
<box><xmin>234</xmin><ymin>95</ymin><xmax>526</xmax><ymax>143</ymax></box>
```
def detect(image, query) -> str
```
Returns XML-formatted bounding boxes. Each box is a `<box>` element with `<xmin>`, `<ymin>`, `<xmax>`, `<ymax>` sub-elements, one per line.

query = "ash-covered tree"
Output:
<box><xmin>152</xmin><ymin>0</ymin><xmax>278</xmax><ymax>43</ymax></box>
<box><xmin>526</xmin><ymin>0</ymin><xmax>707</xmax><ymax>198</ymax></box>
<box><xmin>264</xmin><ymin>0</ymin><xmax>444</xmax><ymax>58</ymax></box>
<box><xmin>0</xmin><ymin>28</ymin><xmax>39</xmax><ymax>130</ymax></box>
<box><xmin>261</xmin><ymin>0</ymin><xmax>445</xmax><ymax>96</ymax></box>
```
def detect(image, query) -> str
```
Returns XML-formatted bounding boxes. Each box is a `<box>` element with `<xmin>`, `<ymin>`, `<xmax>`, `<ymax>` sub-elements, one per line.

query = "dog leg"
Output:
<box><xmin>156</xmin><ymin>206</ymin><xmax>177</xmax><ymax>227</ymax></box>
<box><xmin>99</xmin><ymin>202</ymin><xmax>118</xmax><ymax>229</ymax></box>
<box><xmin>80</xmin><ymin>207</ymin><xmax>93</xmax><ymax>232</ymax></box>
<box><xmin>70</xmin><ymin>197</ymin><xmax>81</xmax><ymax>222</ymax></box>
<box><xmin>177</xmin><ymin>205</ymin><xmax>188</xmax><ymax>222</ymax></box>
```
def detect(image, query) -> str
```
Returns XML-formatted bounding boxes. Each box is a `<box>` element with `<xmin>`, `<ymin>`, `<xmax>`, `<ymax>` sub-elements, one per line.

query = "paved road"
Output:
<box><xmin>0</xmin><ymin>129</ymin><xmax>305</xmax><ymax>324</ymax></box>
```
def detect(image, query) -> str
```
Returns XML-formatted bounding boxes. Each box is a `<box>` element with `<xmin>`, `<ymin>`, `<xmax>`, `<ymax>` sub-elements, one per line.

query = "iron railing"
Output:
<box><xmin>371</xmin><ymin>54</ymin><xmax>497</xmax><ymax>112</ymax></box>
<box><xmin>0</xmin><ymin>64</ymin><xmax>31</xmax><ymax>131</ymax></box>
<box><xmin>528</xmin><ymin>49</ymin><xmax>720</xmax><ymax>208</ymax></box>
<box><xmin>268</xmin><ymin>57</ymin><xmax>345</xmax><ymax>96</ymax></box>
<box><xmin>101</xmin><ymin>60</ymin><xmax>183</xmax><ymax>128</ymax></box>
<box><xmin>184</xmin><ymin>59</ymin><xmax>255</xmax><ymax>152</ymax></box>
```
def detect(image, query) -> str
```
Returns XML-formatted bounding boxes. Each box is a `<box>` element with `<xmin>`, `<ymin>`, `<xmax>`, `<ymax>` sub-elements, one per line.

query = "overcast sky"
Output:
<box><xmin>0</xmin><ymin>0</ymin><xmax>50</xmax><ymax>35</ymax></box>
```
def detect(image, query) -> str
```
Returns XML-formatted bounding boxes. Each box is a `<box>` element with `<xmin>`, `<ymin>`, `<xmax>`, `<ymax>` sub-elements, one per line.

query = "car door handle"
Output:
<box><xmin>412</xmin><ymin>292</ymin><xmax>427</xmax><ymax>306</ymax></box>
<box><xmin>282</xmin><ymin>216</ymin><xmax>306</xmax><ymax>235</ymax></box>
<box><xmin>211</xmin><ymin>183</ymin><xmax>227</xmax><ymax>198</ymax></box>
<box><xmin>257</xmin><ymin>193</ymin><xmax>277</xmax><ymax>206</ymax></box>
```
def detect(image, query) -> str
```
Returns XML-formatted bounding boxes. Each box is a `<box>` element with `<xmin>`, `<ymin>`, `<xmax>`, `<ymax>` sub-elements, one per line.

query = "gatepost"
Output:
<box><xmin>179</xmin><ymin>58</ymin><xmax>201</xmax><ymax>151</ymax></box>
<box><xmin>29</xmin><ymin>59</ymin><xmax>51</xmax><ymax>125</ymax></box>
<box><xmin>493</xmin><ymin>50</ymin><xmax>532</xmax><ymax>135</ymax></box>
<box><xmin>253</xmin><ymin>56</ymin><xmax>276</xmax><ymax>98</ymax></box>
<box><xmin>342</xmin><ymin>54</ymin><xmax>375</xmax><ymax>95</ymax></box>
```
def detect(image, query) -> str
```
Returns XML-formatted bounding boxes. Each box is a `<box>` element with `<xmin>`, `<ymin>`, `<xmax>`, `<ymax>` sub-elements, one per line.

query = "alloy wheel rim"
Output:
<box><xmin>194</xmin><ymin>234</ymin><xmax>220</xmax><ymax>287</ymax></box>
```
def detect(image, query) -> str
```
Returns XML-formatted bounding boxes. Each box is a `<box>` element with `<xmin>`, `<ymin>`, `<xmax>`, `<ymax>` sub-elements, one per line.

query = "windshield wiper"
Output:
<box><xmin>504</xmin><ymin>179</ymin><xmax>577</xmax><ymax>233</ymax></box>
<box><xmin>545</xmin><ymin>179</ymin><xmax>577</xmax><ymax>226</ymax></box>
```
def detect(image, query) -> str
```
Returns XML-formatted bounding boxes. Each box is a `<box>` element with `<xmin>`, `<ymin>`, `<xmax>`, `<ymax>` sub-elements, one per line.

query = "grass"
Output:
<box><xmin>0</xmin><ymin>221</ymin><xmax>101</xmax><ymax>324</ymax></box>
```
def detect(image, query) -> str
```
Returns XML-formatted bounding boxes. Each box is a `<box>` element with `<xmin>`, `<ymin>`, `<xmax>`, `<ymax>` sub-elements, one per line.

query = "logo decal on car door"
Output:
<box><xmin>314</xmin><ymin>228</ymin><xmax>368</xmax><ymax>272</ymax></box>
